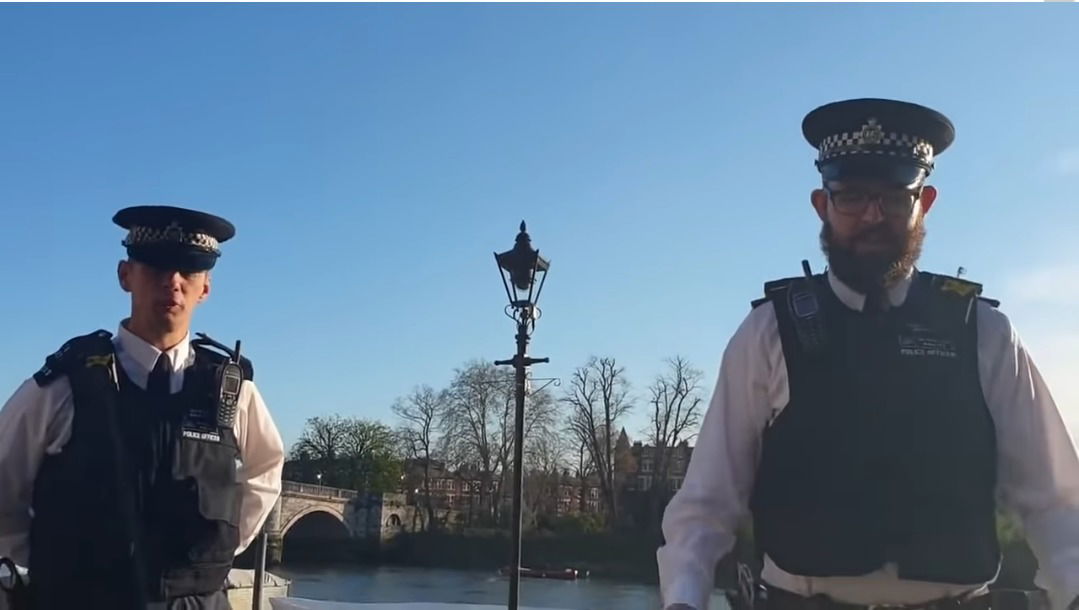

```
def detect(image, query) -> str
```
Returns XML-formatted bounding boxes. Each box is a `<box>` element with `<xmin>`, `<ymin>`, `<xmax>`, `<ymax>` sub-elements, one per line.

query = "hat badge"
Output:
<box><xmin>857</xmin><ymin>118</ymin><xmax>885</xmax><ymax>146</ymax></box>
<box><xmin>163</xmin><ymin>221</ymin><xmax>184</xmax><ymax>243</ymax></box>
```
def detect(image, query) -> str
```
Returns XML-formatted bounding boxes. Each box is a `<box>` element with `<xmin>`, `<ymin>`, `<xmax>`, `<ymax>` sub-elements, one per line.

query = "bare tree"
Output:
<box><xmin>563</xmin><ymin>356</ymin><xmax>634</xmax><ymax>523</ymax></box>
<box><xmin>441</xmin><ymin>360</ymin><xmax>565</xmax><ymax>526</ymax></box>
<box><xmin>644</xmin><ymin>356</ymin><xmax>704</xmax><ymax>525</ymax></box>
<box><xmin>519</xmin><ymin>378</ymin><xmax>562</xmax><ymax>474</ymax></box>
<box><xmin>393</xmin><ymin>385</ymin><xmax>448</xmax><ymax>531</ymax></box>
<box><xmin>502</xmin><ymin>374</ymin><xmax>564</xmax><ymax>521</ymax></box>
<box><xmin>291</xmin><ymin>414</ymin><xmax>349</xmax><ymax>462</ymax></box>
<box><xmin>291</xmin><ymin>415</ymin><xmax>349</xmax><ymax>486</ymax></box>
<box><xmin>493</xmin><ymin>372</ymin><xmax>515</xmax><ymax>523</ymax></box>
<box><xmin>442</xmin><ymin>360</ymin><xmax>512</xmax><ymax>524</ymax></box>
<box><xmin>572</xmin><ymin>437</ymin><xmax>594</xmax><ymax>513</ymax></box>
<box><xmin>524</xmin><ymin>393</ymin><xmax>567</xmax><ymax>473</ymax></box>
<box><xmin>342</xmin><ymin>419</ymin><xmax>396</xmax><ymax>459</ymax></box>
<box><xmin>520</xmin><ymin>408</ymin><xmax>569</xmax><ymax>529</ymax></box>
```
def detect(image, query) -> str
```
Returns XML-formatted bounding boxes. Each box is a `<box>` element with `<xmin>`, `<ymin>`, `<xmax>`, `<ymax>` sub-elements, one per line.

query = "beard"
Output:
<box><xmin>820</xmin><ymin>217</ymin><xmax>926</xmax><ymax>294</ymax></box>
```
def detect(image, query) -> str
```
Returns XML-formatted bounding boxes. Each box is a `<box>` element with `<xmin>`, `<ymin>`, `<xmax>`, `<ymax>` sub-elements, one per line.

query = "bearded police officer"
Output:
<box><xmin>0</xmin><ymin>206</ymin><xmax>285</xmax><ymax>610</ymax></box>
<box><xmin>657</xmin><ymin>99</ymin><xmax>1079</xmax><ymax>610</ymax></box>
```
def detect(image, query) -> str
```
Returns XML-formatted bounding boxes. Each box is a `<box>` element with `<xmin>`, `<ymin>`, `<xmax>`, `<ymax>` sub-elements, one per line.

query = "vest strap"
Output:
<box><xmin>755</xmin><ymin>274</ymin><xmax>831</xmax><ymax>355</ymax></box>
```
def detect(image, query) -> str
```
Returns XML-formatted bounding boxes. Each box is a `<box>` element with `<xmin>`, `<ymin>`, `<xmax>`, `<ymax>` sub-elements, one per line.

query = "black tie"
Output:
<box><xmin>864</xmin><ymin>288</ymin><xmax>889</xmax><ymax>314</ymax></box>
<box><xmin>147</xmin><ymin>354</ymin><xmax>171</xmax><ymax>395</ymax></box>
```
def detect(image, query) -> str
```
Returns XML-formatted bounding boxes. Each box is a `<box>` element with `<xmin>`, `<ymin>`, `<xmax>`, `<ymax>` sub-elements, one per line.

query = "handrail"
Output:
<box><xmin>281</xmin><ymin>480</ymin><xmax>359</xmax><ymax>499</ymax></box>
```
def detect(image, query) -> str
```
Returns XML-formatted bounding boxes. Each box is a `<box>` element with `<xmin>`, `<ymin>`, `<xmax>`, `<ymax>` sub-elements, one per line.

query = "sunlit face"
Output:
<box><xmin>117</xmin><ymin>259</ymin><xmax>210</xmax><ymax>334</ymax></box>
<box><xmin>810</xmin><ymin>179</ymin><xmax>937</xmax><ymax>292</ymax></box>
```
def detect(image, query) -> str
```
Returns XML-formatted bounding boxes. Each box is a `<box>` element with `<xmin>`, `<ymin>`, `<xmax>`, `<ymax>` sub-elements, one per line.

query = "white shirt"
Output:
<box><xmin>657</xmin><ymin>270</ymin><xmax>1079</xmax><ymax>610</ymax></box>
<box><xmin>0</xmin><ymin>322</ymin><xmax>285</xmax><ymax>566</ymax></box>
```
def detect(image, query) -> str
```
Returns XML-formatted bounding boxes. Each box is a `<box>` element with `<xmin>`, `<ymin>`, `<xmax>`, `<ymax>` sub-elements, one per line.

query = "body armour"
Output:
<box><xmin>28</xmin><ymin>330</ymin><xmax>252</xmax><ymax>609</ymax></box>
<box><xmin>749</xmin><ymin>271</ymin><xmax>1000</xmax><ymax>584</ymax></box>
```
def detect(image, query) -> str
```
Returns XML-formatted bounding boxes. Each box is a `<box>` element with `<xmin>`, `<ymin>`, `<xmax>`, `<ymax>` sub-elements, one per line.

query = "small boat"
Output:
<box><xmin>497</xmin><ymin>566</ymin><xmax>588</xmax><ymax>581</ymax></box>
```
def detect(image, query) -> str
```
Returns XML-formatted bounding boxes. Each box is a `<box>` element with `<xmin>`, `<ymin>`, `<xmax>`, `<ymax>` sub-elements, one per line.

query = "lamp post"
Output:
<box><xmin>493</xmin><ymin>221</ymin><xmax>550</xmax><ymax>610</ymax></box>
<box><xmin>252</xmin><ymin>525</ymin><xmax>268</xmax><ymax>610</ymax></box>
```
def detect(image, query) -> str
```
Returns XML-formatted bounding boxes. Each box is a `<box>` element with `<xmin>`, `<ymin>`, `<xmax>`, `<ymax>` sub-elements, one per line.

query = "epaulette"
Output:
<box><xmin>751</xmin><ymin>276</ymin><xmax>804</xmax><ymax>309</ymax></box>
<box><xmin>920</xmin><ymin>271</ymin><xmax>999</xmax><ymax>307</ymax></box>
<box><xmin>923</xmin><ymin>272</ymin><xmax>982</xmax><ymax>298</ymax></box>
<box><xmin>191</xmin><ymin>333</ymin><xmax>254</xmax><ymax>381</ymax></box>
<box><xmin>33</xmin><ymin>330</ymin><xmax>114</xmax><ymax>387</ymax></box>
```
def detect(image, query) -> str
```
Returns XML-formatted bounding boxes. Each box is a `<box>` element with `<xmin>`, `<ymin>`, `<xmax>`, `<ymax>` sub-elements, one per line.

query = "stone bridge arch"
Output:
<box><xmin>279</xmin><ymin>504</ymin><xmax>353</xmax><ymax>538</ymax></box>
<box><xmin>257</xmin><ymin>482</ymin><xmax>423</xmax><ymax>564</ymax></box>
<box><xmin>261</xmin><ymin>481</ymin><xmax>359</xmax><ymax>563</ymax></box>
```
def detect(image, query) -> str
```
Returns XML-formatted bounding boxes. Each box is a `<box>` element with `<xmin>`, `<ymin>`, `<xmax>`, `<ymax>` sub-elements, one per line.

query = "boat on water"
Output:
<box><xmin>496</xmin><ymin>566</ymin><xmax>589</xmax><ymax>581</ymax></box>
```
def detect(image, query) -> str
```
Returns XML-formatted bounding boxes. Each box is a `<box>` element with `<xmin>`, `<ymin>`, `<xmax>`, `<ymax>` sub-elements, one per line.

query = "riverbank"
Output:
<box><xmin>264</xmin><ymin>530</ymin><xmax>1041</xmax><ymax>592</ymax></box>
<box><xmin>381</xmin><ymin>531</ymin><xmax>1040</xmax><ymax>590</ymax></box>
<box><xmin>376</xmin><ymin>530</ymin><xmax>743</xmax><ymax>588</ymax></box>
<box><xmin>270</xmin><ymin>564</ymin><xmax>733</xmax><ymax>609</ymax></box>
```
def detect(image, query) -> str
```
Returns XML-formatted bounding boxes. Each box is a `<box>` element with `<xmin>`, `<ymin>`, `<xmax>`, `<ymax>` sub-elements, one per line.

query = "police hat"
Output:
<box><xmin>802</xmin><ymin>98</ymin><xmax>955</xmax><ymax>185</ymax></box>
<box><xmin>113</xmin><ymin>205</ymin><xmax>235</xmax><ymax>272</ymax></box>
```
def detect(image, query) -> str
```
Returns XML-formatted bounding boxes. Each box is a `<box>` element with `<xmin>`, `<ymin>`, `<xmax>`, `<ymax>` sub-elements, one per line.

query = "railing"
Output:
<box><xmin>282</xmin><ymin>480</ymin><xmax>359</xmax><ymax>499</ymax></box>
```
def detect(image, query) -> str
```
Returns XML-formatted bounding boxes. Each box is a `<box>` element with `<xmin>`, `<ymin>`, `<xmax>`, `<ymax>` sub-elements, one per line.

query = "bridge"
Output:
<box><xmin>258</xmin><ymin>480</ymin><xmax>419</xmax><ymax>563</ymax></box>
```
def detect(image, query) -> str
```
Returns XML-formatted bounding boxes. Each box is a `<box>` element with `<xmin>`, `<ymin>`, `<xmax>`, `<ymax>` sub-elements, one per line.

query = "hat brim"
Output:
<box><xmin>126</xmin><ymin>245</ymin><xmax>219</xmax><ymax>272</ymax></box>
<box><xmin>818</xmin><ymin>156</ymin><xmax>928</xmax><ymax>187</ymax></box>
<box><xmin>114</xmin><ymin>206</ymin><xmax>235</xmax><ymax>242</ymax></box>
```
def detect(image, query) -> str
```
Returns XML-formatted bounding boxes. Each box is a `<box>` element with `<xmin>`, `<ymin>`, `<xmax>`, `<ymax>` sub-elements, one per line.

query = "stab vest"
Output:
<box><xmin>749</xmin><ymin>271</ymin><xmax>1001</xmax><ymax>584</ymax></box>
<box><xmin>28</xmin><ymin>330</ymin><xmax>253</xmax><ymax>608</ymax></box>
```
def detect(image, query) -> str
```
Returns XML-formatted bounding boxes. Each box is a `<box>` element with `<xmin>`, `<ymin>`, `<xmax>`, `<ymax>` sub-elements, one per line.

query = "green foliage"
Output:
<box><xmin>542</xmin><ymin>513</ymin><xmax>607</xmax><ymax>535</ymax></box>
<box><xmin>290</xmin><ymin>414</ymin><xmax>401</xmax><ymax>492</ymax></box>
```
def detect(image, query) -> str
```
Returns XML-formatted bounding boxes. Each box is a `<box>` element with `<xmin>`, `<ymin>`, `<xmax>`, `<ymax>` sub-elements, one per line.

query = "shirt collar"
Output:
<box><xmin>116</xmin><ymin>320</ymin><xmax>192</xmax><ymax>374</ymax></box>
<box><xmin>826</xmin><ymin>267</ymin><xmax>916</xmax><ymax>312</ymax></box>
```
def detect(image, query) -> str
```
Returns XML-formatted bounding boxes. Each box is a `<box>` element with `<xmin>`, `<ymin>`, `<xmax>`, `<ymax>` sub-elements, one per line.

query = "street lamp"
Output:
<box><xmin>316</xmin><ymin>472</ymin><xmax>323</xmax><ymax>493</ymax></box>
<box><xmin>493</xmin><ymin>221</ymin><xmax>550</xmax><ymax>610</ymax></box>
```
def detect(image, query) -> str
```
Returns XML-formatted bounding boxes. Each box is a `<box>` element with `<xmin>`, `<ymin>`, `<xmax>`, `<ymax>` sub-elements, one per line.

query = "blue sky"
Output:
<box><xmin>2</xmin><ymin>4</ymin><xmax>1078</xmax><ymax>452</ymax></box>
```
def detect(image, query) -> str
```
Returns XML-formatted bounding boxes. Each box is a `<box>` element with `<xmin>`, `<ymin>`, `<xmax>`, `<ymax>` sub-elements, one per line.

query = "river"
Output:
<box><xmin>271</xmin><ymin>565</ymin><xmax>731</xmax><ymax>610</ymax></box>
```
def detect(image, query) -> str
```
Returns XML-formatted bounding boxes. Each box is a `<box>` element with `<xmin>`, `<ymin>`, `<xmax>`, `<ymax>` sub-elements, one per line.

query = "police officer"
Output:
<box><xmin>657</xmin><ymin>99</ymin><xmax>1079</xmax><ymax>610</ymax></box>
<box><xmin>0</xmin><ymin>206</ymin><xmax>285</xmax><ymax>610</ymax></box>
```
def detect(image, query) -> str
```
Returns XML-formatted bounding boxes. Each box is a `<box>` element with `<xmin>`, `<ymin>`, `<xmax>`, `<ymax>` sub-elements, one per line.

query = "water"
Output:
<box><xmin>272</xmin><ymin>565</ymin><xmax>731</xmax><ymax>610</ymax></box>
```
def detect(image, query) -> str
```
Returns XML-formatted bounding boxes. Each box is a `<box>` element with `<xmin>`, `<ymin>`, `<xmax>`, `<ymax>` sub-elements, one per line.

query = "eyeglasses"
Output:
<box><xmin>825</xmin><ymin>186</ymin><xmax>922</xmax><ymax>218</ymax></box>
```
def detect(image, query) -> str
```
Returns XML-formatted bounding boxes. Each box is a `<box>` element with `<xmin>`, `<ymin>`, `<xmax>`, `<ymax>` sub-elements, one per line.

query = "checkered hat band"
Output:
<box><xmin>123</xmin><ymin>225</ymin><xmax>220</xmax><ymax>253</ymax></box>
<box><xmin>819</xmin><ymin>131</ymin><xmax>934</xmax><ymax>164</ymax></box>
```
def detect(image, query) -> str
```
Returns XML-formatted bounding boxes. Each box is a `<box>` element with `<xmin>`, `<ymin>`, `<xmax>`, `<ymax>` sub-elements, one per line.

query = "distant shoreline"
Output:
<box><xmin>264</xmin><ymin>530</ymin><xmax>1041</xmax><ymax>593</ymax></box>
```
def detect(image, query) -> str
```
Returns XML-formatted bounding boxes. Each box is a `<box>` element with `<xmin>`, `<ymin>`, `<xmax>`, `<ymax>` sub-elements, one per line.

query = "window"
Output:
<box><xmin>641</xmin><ymin>459</ymin><xmax>653</xmax><ymax>473</ymax></box>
